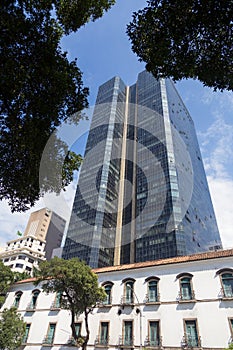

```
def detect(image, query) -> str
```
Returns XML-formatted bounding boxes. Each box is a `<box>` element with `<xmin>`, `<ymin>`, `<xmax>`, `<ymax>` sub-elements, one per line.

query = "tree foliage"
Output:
<box><xmin>13</xmin><ymin>270</ymin><xmax>31</xmax><ymax>282</ymax></box>
<box><xmin>127</xmin><ymin>0</ymin><xmax>233</xmax><ymax>91</ymax></box>
<box><xmin>0</xmin><ymin>0</ymin><xmax>115</xmax><ymax>212</ymax></box>
<box><xmin>35</xmin><ymin>257</ymin><xmax>106</xmax><ymax>350</ymax></box>
<box><xmin>225</xmin><ymin>345</ymin><xmax>233</xmax><ymax>350</ymax></box>
<box><xmin>0</xmin><ymin>262</ymin><xmax>30</xmax><ymax>306</ymax></box>
<box><xmin>0</xmin><ymin>307</ymin><xmax>26</xmax><ymax>350</ymax></box>
<box><xmin>0</xmin><ymin>262</ymin><xmax>14</xmax><ymax>307</ymax></box>
<box><xmin>55</xmin><ymin>0</ymin><xmax>116</xmax><ymax>34</ymax></box>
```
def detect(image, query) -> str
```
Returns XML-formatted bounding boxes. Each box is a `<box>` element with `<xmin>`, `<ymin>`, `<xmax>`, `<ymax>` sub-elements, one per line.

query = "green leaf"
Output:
<box><xmin>127</xmin><ymin>0</ymin><xmax>233</xmax><ymax>91</ymax></box>
<box><xmin>0</xmin><ymin>307</ymin><xmax>26</xmax><ymax>350</ymax></box>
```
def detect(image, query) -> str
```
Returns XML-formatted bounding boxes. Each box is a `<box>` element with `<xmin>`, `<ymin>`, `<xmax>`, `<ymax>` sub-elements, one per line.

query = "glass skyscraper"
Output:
<box><xmin>62</xmin><ymin>71</ymin><xmax>222</xmax><ymax>268</ymax></box>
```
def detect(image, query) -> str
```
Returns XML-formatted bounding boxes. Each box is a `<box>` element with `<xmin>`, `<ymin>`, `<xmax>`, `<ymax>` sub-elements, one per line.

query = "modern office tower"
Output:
<box><xmin>62</xmin><ymin>71</ymin><xmax>222</xmax><ymax>268</ymax></box>
<box><xmin>0</xmin><ymin>208</ymin><xmax>66</xmax><ymax>274</ymax></box>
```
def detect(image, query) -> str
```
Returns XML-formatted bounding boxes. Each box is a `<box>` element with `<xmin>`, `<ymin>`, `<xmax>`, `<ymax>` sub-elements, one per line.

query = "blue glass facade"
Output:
<box><xmin>62</xmin><ymin>71</ymin><xmax>222</xmax><ymax>267</ymax></box>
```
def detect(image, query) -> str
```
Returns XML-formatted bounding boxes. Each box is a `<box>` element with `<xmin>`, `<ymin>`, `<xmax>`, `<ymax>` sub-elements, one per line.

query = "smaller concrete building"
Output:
<box><xmin>0</xmin><ymin>208</ymin><xmax>66</xmax><ymax>274</ymax></box>
<box><xmin>1</xmin><ymin>249</ymin><xmax>233</xmax><ymax>349</ymax></box>
<box><xmin>23</xmin><ymin>208</ymin><xmax>66</xmax><ymax>260</ymax></box>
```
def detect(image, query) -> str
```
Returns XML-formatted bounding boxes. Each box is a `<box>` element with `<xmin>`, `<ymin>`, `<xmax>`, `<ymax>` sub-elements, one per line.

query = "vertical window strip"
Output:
<box><xmin>149</xmin><ymin>321</ymin><xmax>159</xmax><ymax>346</ymax></box>
<box><xmin>23</xmin><ymin>324</ymin><xmax>31</xmax><ymax>343</ymax></box>
<box><xmin>124</xmin><ymin>321</ymin><xmax>133</xmax><ymax>346</ymax></box>
<box><xmin>185</xmin><ymin>320</ymin><xmax>198</xmax><ymax>347</ymax></box>
<box><xmin>100</xmin><ymin>322</ymin><xmax>109</xmax><ymax>345</ymax></box>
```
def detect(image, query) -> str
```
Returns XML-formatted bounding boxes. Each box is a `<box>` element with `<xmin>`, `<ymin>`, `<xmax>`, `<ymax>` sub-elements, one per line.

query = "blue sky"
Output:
<box><xmin>0</xmin><ymin>0</ymin><xmax>233</xmax><ymax>249</ymax></box>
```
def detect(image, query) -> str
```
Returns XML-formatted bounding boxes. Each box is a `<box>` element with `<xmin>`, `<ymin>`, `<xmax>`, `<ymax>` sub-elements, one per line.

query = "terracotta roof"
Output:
<box><xmin>16</xmin><ymin>277</ymin><xmax>37</xmax><ymax>284</ymax></box>
<box><xmin>93</xmin><ymin>248</ymin><xmax>233</xmax><ymax>274</ymax></box>
<box><xmin>16</xmin><ymin>249</ymin><xmax>233</xmax><ymax>284</ymax></box>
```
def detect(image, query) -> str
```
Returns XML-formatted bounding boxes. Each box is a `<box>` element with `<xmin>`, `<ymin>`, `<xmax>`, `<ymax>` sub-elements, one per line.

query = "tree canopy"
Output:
<box><xmin>0</xmin><ymin>307</ymin><xmax>26</xmax><ymax>350</ymax></box>
<box><xmin>127</xmin><ymin>0</ymin><xmax>233</xmax><ymax>91</ymax></box>
<box><xmin>0</xmin><ymin>0</ymin><xmax>115</xmax><ymax>212</ymax></box>
<box><xmin>0</xmin><ymin>262</ymin><xmax>14</xmax><ymax>307</ymax></box>
<box><xmin>35</xmin><ymin>257</ymin><xmax>106</xmax><ymax>349</ymax></box>
<box><xmin>0</xmin><ymin>262</ymin><xmax>31</xmax><ymax>306</ymax></box>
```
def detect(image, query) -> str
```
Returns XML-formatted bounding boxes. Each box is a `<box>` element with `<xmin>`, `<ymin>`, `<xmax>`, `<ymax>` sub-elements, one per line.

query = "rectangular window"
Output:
<box><xmin>28</xmin><ymin>258</ymin><xmax>34</xmax><ymax>264</ymax></box>
<box><xmin>15</xmin><ymin>263</ymin><xmax>24</xmax><ymax>268</ymax></box>
<box><xmin>23</xmin><ymin>324</ymin><xmax>31</xmax><ymax>343</ymax></box>
<box><xmin>149</xmin><ymin>321</ymin><xmax>159</xmax><ymax>346</ymax></box>
<box><xmin>54</xmin><ymin>292</ymin><xmax>62</xmax><ymax>308</ymax></box>
<box><xmin>18</xmin><ymin>255</ymin><xmax>26</xmax><ymax>260</ymax></box>
<box><xmin>44</xmin><ymin>323</ymin><xmax>56</xmax><ymax>344</ymax></box>
<box><xmin>75</xmin><ymin>323</ymin><xmax>81</xmax><ymax>337</ymax></box>
<box><xmin>100</xmin><ymin>322</ymin><xmax>109</xmax><ymax>345</ymax></box>
<box><xmin>185</xmin><ymin>320</ymin><xmax>199</xmax><ymax>347</ymax></box>
<box><xmin>148</xmin><ymin>281</ymin><xmax>158</xmax><ymax>302</ymax></box>
<box><xmin>124</xmin><ymin>321</ymin><xmax>133</xmax><ymax>346</ymax></box>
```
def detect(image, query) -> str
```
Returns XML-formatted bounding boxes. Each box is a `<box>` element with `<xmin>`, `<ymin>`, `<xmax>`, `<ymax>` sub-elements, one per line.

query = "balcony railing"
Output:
<box><xmin>219</xmin><ymin>287</ymin><xmax>233</xmax><ymax>299</ymax></box>
<box><xmin>67</xmin><ymin>335</ymin><xmax>86</xmax><ymax>347</ymax></box>
<box><xmin>26</xmin><ymin>302</ymin><xmax>37</xmax><ymax>311</ymax></box>
<box><xmin>98</xmin><ymin>296</ymin><xmax>112</xmax><ymax>307</ymax></box>
<box><xmin>67</xmin><ymin>336</ymin><xmax>76</xmax><ymax>346</ymax></box>
<box><xmin>118</xmin><ymin>336</ymin><xmax>134</xmax><ymax>347</ymax></box>
<box><xmin>120</xmin><ymin>296</ymin><xmax>134</xmax><ymax>306</ymax></box>
<box><xmin>144</xmin><ymin>336</ymin><xmax>163</xmax><ymax>348</ymax></box>
<box><xmin>50</xmin><ymin>301</ymin><xmax>61</xmax><ymax>310</ymax></box>
<box><xmin>145</xmin><ymin>294</ymin><xmax>160</xmax><ymax>304</ymax></box>
<box><xmin>95</xmin><ymin>335</ymin><xmax>109</xmax><ymax>346</ymax></box>
<box><xmin>182</xmin><ymin>334</ymin><xmax>201</xmax><ymax>348</ymax></box>
<box><xmin>42</xmin><ymin>335</ymin><xmax>54</xmax><ymax>345</ymax></box>
<box><xmin>178</xmin><ymin>291</ymin><xmax>196</xmax><ymax>302</ymax></box>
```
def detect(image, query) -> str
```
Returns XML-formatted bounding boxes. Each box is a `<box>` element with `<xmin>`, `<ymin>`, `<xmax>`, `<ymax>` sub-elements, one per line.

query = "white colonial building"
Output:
<box><xmin>0</xmin><ymin>235</ymin><xmax>46</xmax><ymax>274</ymax></box>
<box><xmin>0</xmin><ymin>208</ymin><xmax>66</xmax><ymax>274</ymax></box>
<box><xmin>1</xmin><ymin>249</ymin><xmax>233</xmax><ymax>349</ymax></box>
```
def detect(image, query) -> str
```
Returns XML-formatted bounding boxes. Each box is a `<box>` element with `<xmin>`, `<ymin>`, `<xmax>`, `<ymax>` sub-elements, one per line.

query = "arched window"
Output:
<box><xmin>102</xmin><ymin>282</ymin><xmax>113</xmax><ymax>305</ymax></box>
<box><xmin>222</xmin><ymin>273</ymin><xmax>233</xmax><ymax>297</ymax></box>
<box><xmin>177</xmin><ymin>273</ymin><xmax>195</xmax><ymax>301</ymax></box>
<box><xmin>122</xmin><ymin>278</ymin><xmax>135</xmax><ymax>304</ymax></box>
<box><xmin>217</xmin><ymin>268</ymin><xmax>233</xmax><ymax>298</ymax></box>
<box><xmin>181</xmin><ymin>277</ymin><xmax>192</xmax><ymax>300</ymax></box>
<box><xmin>126</xmin><ymin>281</ymin><xmax>134</xmax><ymax>304</ymax></box>
<box><xmin>145</xmin><ymin>277</ymin><xmax>160</xmax><ymax>303</ymax></box>
<box><xmin>51</xmin><ymin>292</ymin><xmax>62</xmax><ymax>309</ymax></box>
<box><xmin>14</xmin><ymin>291</ymin><xmax>22</xmax><ymax>308</ymax></box>
<box><xmin>27</xmin><ymin>290</ymin><xmax>40</xmax><ymax>310</ymax></box>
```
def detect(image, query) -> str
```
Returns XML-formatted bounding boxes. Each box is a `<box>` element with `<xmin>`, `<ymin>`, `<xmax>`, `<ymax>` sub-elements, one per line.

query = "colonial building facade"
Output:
<box><xmin>2</xmin><ymin>249</ymin><xmax>233</xmax><ymax>349</ymax></box>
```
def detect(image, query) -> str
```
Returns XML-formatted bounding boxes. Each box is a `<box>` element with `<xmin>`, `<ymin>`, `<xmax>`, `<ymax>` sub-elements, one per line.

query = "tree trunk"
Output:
<box><xmin>82</xmin><ymin>310</ymin><xmax>90</xmax><ymax>350</ymax></box>
<box><xmin>70</xmin><ymin>308</ymin><xmax>79</xmax><ymax>344</ymax></box>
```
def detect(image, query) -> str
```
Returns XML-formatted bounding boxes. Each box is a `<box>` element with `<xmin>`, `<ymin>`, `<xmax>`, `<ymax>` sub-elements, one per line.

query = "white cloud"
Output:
<box><xmin>200</xmin><ymin>118</ymin><xmax>233</xmax><ymax>178</ymax></box>
<box><xmin>208</xmin><ymin>176</ymin><xmax>233</xmax><ymax>249</ymax></box>
<box><xmin>0</xmin><ymin>201</ymin><xmax>31</xmax><ymax>246</ymax></box>
<box><xmin>199</xmin><ymin>117</ymin><xmax>233</xmax><ymax>248</ymax></box>
<box><xmin>201</xmin><ymin>89</ymin><xmax>215</xmax><ymax>105</ymax></box>
<box><xmin>0</xmin><ymin>174</ymin><xmax>78</xmax><ymax>248</ymax></box>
